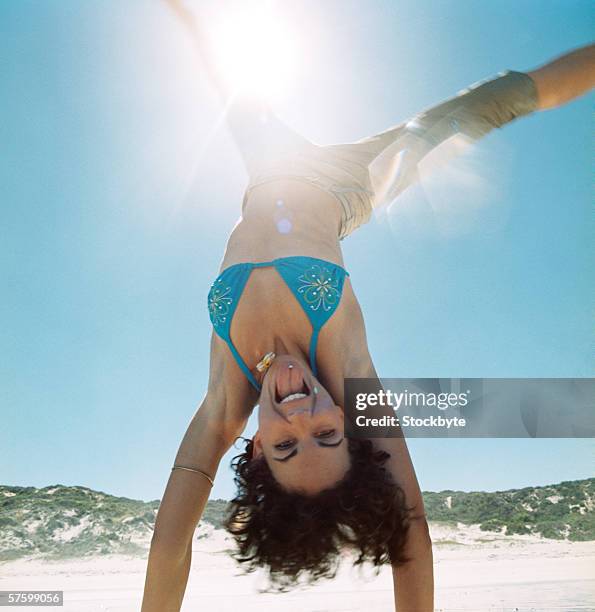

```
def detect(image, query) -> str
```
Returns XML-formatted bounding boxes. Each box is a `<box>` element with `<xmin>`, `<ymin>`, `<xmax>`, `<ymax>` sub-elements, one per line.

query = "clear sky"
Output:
<box><xmin>1</xmin><ymin>1</ymin><xmax>593</xmax><ymax>502</ymax></box>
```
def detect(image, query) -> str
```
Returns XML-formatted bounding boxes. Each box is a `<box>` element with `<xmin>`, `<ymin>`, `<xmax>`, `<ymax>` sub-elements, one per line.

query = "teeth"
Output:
<box><xmin>280</xmin><ymin>392</ymin><xmax>307</xmax><ymax>404</ymax></box>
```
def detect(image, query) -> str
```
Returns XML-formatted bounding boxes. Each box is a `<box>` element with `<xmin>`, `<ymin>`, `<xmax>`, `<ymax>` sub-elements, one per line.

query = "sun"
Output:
<box><xmin>210</xmin><ymin>4</ymin><xmax>299</xmax><ymax>99</ymax></box>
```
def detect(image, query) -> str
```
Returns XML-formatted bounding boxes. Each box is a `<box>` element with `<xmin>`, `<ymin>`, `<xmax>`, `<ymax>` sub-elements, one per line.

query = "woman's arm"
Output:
<box><xmin>367</xmin><ymin>369</ymin><xmax>433</xmax><ymax>611</ymax></box>
<box><xmin>527</xmin><ymin>43</ymin><xmax>595</xmax><ymax>110</ymax></box>
<box><xmin>141</xmin><ymin>394</ymin><xmax>229</xmax><ymax>612</ymax></box>
<box><xmin>141</xmin><ymin>338</ymin><xmax>251</xmax><ymax>612</ymax></box>
<box><xmin>344</xmin><ymin>348</ymin><xmax>433</xmax><ymax>612</ymax></box>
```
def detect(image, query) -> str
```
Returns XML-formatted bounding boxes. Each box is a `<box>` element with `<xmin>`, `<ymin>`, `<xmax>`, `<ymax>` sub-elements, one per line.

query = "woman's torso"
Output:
<box><xmin>209</xmin><ymin>179</ymin><xmax>372</xmax><ymax>405</ymax></box>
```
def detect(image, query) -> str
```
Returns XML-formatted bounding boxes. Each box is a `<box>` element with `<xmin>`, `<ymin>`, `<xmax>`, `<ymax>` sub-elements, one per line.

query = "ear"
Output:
<box><xmin>251</xmin><ymin>431</ymin><xmax>264</xmax><ymax>460</ymax></box>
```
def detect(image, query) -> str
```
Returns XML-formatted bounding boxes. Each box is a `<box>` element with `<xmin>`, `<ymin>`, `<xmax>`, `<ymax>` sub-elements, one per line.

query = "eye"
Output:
<box><xmin>274</xmin><ymin>439</ymin><xmax>296</xmax><ymax>451</ymax></box>
<box><xmin>315</xmin><ymin>429</ymin><xmax>336</xmax><ymax>439</ymax></box>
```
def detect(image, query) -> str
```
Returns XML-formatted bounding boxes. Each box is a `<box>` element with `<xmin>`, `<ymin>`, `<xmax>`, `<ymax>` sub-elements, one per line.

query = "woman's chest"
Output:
<box><xmin>228</xmin><ymin>267</ymin><xmax>359</xmax><ymax>356</ymax></box>
<box><xmin>229</xmin><ymin>268</ymin><xmax>329</xmax><ymax>346</ymax></box>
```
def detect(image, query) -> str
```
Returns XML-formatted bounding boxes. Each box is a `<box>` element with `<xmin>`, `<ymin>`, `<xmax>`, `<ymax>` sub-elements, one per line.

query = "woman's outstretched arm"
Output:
<box><xmin>141</xmin><ymin>337</ymin><xmax>251</xmax><ymax>612</ymax></box>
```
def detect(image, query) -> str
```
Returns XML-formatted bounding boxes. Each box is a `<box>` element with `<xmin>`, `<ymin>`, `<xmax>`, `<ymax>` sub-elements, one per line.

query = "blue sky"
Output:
<box><xmin>1</xmin><ymin>1</ymin><xmax>593</xmax><ymax>502</ymax></box>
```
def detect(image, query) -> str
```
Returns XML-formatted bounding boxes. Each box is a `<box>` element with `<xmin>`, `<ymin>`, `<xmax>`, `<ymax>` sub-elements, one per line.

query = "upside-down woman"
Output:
<box><xmin>142</xmin><ymin>4</ymin><xmax>594</xmax><ymax>610</ymax></box>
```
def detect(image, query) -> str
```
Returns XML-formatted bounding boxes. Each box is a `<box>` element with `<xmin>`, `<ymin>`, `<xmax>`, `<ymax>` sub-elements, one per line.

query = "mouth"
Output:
<box><xmin>274</xmin><ymin>364</ymin><xmax>311</xmax><ymax>405</ymax></box>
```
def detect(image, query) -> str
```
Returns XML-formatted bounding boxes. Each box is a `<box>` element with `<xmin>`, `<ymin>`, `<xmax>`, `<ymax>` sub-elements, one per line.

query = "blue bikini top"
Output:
<box><xmin>207</xmin><ymin>256</ymin><xmax>349</xmax><ymax>392</ymax></box>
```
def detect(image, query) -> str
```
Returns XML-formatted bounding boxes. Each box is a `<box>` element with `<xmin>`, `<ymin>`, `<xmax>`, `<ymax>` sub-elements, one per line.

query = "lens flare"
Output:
<box><xmin>379</xmin><ymin>133</ymin><xmax>515</xmax><ymax>242</ymax></box>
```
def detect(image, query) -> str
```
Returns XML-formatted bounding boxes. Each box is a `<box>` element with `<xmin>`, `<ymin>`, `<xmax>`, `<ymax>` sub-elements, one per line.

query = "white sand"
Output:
<box><xmin>1</xmin><ymin>524</ymin><xmax>594</xmax><ymax>611</ymax></box>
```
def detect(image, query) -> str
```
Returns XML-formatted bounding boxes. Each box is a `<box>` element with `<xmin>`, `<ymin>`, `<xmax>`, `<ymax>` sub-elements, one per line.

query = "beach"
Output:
<box><xmin>1</xmin><ymin>523</ymin><xmax>593</xmax><ymax>611</ymax></box>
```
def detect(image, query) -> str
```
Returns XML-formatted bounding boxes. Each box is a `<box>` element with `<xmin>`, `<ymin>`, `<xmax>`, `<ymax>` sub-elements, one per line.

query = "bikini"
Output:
<box><xmin>207</xmin><ymin>256</ymin><xmax>349</xmax><ymax>392</ymax></box>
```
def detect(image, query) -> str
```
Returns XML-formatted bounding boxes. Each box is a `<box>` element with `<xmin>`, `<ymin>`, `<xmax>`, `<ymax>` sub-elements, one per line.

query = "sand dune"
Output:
<box><xmin>1</xmin><ymin>524</ymin><xmax>594</xmax><ymax>611</ymax></box>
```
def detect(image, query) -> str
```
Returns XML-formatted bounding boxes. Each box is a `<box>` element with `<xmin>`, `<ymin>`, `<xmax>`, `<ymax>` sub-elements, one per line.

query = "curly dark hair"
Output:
<box><xmin>224</xmin><ymin>437</ymin><xmax>412</xmax><ymax>589</ymax></box>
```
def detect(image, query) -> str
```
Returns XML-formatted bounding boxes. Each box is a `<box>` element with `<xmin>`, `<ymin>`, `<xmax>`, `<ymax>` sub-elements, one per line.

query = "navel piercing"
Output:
<box><xmin>313</xmin><ymin>386</ymin><xmax>319</xmax><ymax>394</ymax></box>
<box><xmin>288</xmin><ymin>364</ymin><xmax>293</xmax><ymax>369</ymax></box>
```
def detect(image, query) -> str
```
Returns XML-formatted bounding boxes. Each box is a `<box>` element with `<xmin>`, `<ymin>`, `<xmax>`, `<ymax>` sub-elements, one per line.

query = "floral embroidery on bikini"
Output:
<box><xmin>297</xmin><ymin>265</ymin><xmax>340</xmax><ymax>312</ymax></box>
<box><xmin>208</xmin><ymin>279</ymin><xmax>233</xmax><ymax>326</ymax></box>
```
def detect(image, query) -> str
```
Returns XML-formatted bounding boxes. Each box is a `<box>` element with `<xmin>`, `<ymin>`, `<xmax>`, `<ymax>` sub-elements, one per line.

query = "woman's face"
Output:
<box><xmin>253</xmin><ymin>355</ymin><xmax>350</xmax><ymax>495</ymax></box>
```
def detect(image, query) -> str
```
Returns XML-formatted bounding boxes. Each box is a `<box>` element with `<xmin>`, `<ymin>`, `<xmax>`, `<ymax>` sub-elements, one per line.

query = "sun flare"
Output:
<box><xmin>210</xmin><ymin>4</ymin><xmax>299</xmax><ymax>98</ymax></box>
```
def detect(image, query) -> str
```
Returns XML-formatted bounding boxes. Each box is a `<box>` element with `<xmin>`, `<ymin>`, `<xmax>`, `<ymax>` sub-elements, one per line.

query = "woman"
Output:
<box><xmin>142</xmin><ymin>3</ymin><xmax>594</xmax><ymax>610</ymax></box>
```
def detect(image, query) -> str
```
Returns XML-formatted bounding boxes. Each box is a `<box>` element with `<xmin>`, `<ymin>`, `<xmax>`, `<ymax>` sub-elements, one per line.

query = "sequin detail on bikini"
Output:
<box><xmin>297</xmin><ymin>265</ymin><xmax>340</xmax><ymax>312</ymax></box>
<box><xmin>208</xmin><ymin>279</ymin><xmax>233</xmax><ymax>327</ymax></box>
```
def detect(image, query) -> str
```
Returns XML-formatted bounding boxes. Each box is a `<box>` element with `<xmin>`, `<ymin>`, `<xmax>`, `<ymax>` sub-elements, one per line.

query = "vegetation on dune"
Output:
<box><xmin>423</xmin><ymin>478</ymin><xmax>594</xmax><ymax>539</ymax></box>
<box><xmin>1</xmin><ymin>478</ymin><xmax>593</xmax><ymax>562</ymax></box>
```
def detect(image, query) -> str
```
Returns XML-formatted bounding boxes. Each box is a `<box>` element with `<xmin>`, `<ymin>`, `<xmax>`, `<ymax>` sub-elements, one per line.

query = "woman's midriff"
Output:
<box><xmin>220</xmin><ymin>178</ymin><xmax>345</xmax><ymax>271</ymax></box>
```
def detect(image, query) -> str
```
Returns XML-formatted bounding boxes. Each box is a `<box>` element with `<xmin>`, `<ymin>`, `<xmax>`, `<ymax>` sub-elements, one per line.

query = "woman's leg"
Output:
<box><xmin>227</xmin><ymin>71</ymin><xmax>537</xmax><ymax>240</ymax></box>
<box><xmin>334</xmin><ymin>69</ymin><xmax>539</xmax><ymax>237</ymax></box>
<box><xmin>226</xmin><ymin>93</ymin><xmax>314</xmax><ymax>180</ymax></box>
